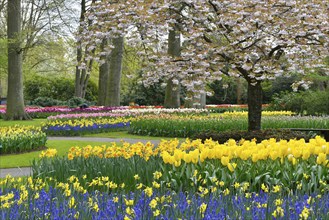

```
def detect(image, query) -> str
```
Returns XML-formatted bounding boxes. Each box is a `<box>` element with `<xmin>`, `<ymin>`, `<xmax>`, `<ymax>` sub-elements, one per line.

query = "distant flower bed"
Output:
<box><xmin>129</xmin><ymin>113</ymin><xmax>328</xmax><ymax>137</ymax></box>
<box><xmin>0</xmin><ymin>106</ymin><xmax>130</xmax><ymax>119</ymax></box>
<box><xmin>206</xmin><ymin>104</ymin><xmax>270</xmax><ymax>113</ymax></box>
<box><xmin>0</xmin><ymin>126</ymin><xmax>47</xmax><ymax>154</ymax></box>
<box><xmin>47</xmin><ymin>108</ymin><xmax>208</xmax><ymax>121</ymax></box>
<box><xmin>42</xmin><ymin>117</ymin><xmax>131</xmax><ymax>136</ymax></box>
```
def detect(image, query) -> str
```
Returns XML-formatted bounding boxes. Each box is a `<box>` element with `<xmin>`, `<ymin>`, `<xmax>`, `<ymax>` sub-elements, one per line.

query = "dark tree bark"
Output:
<box><xmin>247</xmin><ymin>82</ymin><xmax>262</xmax><ymax>131</ymax></box>
<box><xmin>105</xmin><ymin>37</ymin><xmax>124</xmax><ymax>106</ymax></box>
<box><xmin>6</xmin><ymin>0</ymin><xmax>30</xmax><ymax>120</ymax></box>
<box><xmin>97</xmin><ymin>38</ymin><xmax>110</xmax><ymax>106</ymax></box>
<box><xmin>164</xmin><ymin>28</ymin><xmax>181</xmax><ymax>108</ymax></box>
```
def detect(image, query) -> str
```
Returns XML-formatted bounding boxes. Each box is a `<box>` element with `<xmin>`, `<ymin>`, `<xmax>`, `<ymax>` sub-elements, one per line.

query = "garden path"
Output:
<box><xmin>0</xmin><ymin>137</ymin><xmax>161</xmax><ymax>178</ymax></box>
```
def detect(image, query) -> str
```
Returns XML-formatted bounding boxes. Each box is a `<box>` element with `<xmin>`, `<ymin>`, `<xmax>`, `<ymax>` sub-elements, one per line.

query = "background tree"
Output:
<box><xmin>6</xmin><ymin>0</ymin><xmax>29</xmax><ymax>119</ymax></box>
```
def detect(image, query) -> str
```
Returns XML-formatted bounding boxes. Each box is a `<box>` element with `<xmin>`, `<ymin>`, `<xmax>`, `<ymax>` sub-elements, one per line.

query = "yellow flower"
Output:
<box><xmin>299</xmin><ymin>206</ymin><xmax>310</xmax><ymax>220</ymax></box>
<box><xmin>199</xmin><ymin>203</ymin><xmax>207</xmax><ymax>214</ymax></box>
<box><xmin>113</xmin><ymin>197</ymin><xmax>119</xmax><ymax>203</ymax></box>
<box><xmin>144</xmin><ymin>187</ymin><xmax>153</xmax><ymax>197</ymax></box>
<box><xmin>223</xmin><ymin>188</ymin><xmax>230</xmax><ymax>196</ymax></box>
<box><xmin>272</xmin><ymin>185</ymin><xmax>281</xmax><ymax>193</ymax></box>
<box><xmin>227</xmin><ymin>163</ymin><xmax>235</xmax><ymax>172</ymax></box>
<box><xmin>261</xmin><ymin>184</ymin><xmax>269</xmax><ymax>193</ymax></box>
<box><xmin>68</xmin><ymin>197</ymin><xmax>75</xmax><ymax>208</ymax></box>
<box><xmin>34</xmin><ymin>192</ymin><xmax>40</xmax><ymax>199</ymax></box>
<box><xmin>152</xmin><ymin>181</ymin><xmax>160</xmax><ymax>189</ymax></box>
<box><xmin>153</xmin><ymin>209</ymin><xmax>160</xmax><ymax>217</ymax></box>
<box><xmin>275</xmin><ymin>199</ymin><xmax>283</xmax><ymax>206</ymax></box>
<box><xmin>74</xmin><ymin>212</ymin><xmax>79</xmax><ymax>219</ymax></box>
<box><xmin>93</xmin><ymin>203</ymin><xmax>99</xmax><ymax>212</ymax></box>
<box><xmin>221</xmin><ymin>156</ymin><xmax>229</xmax><ymax>166</ymax></box>
<box><xmin>126</xmin><ymin>207</ymin><xmax>135</xmax><ymax>215</ymax></box>
<box><xmin>134</xmin><ymin>174</ymin><xmax>140</xmax><ymax>180</ymax></box>
<box><xmin>316</xmin><ymin>153</ymin><xmax>328</xmax><ymax>165</ymax></box>
<box><xmin>272</xmin><ymin>206</ymin><xmax>284</xmax><ymax>218</ymax></box>
<box><xmin>136</xmin><ymin>183</ymin><xmax>143</xmax><ymax>189</ymax></box>
<box><xmin>124</xmin><ymin>199</ymin><xmax>134</xmax><ymax>206</ymax></box>
<box><xmin>234</xmin><ymin>182</ymin><xmax>240</xmax><ymax>189</ymax></box>
<box><xmin>149</xmin><ymin>199</ymin><xmax>157</xmax><ymax>209</ymax></box>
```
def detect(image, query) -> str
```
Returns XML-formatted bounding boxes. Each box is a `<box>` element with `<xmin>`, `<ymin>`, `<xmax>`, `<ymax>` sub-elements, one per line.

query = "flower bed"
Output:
<box><xmin>0</xmin><ymin>106</ymin><xmax>129</xmax><ymax>119</ymax></box>
<box><xmin>42</xmin><ymin>117</ymin><xmax>131</xmax><ymax>136</ymax></box>
<box><xmin>47</xmin><ymin>108</ymin><xmax>208</xmax><ymax>121</ymax></box>
<box><xmin>206</xmin><ymin>104</ymin><xmax>270</xmax><ymax>113</ymax></box>
<box><xmin>129</xmin><ymin>114</ymin><xmax>329</xmax><ymax>137</ymax></box>
<box><xmin>32</xmin><ymin>137</ymin><xmax>329</xmax><ymax>192</ymax></box>
<box><xmin>1</xmin><ymin>178</ymin><xmax>327</xmax><ymax>219</ymax></box>
<box><xmin>1</xmin><ymin>136</ymin><xmax>328</xmax><ymax>219</ymax></box>
<box><xmin>0</xmin><ymin>126</ymin><xmax>47</xmax><ymax>154</ymax></box>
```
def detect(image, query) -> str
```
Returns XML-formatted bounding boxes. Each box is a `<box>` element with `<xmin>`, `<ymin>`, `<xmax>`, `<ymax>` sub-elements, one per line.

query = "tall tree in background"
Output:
<box><xmin>6</xmin><ymin>0</ymin><xmax>29</xmax><ymax>120</ymax></box>
<box><xmin>104</xmin><ymin>37</ymin><xmax>124</xmax><ymax>106</ymax></box>
<box><xmin>75</xmin><ymin>0</ymin><xmax>96</xmax><ymax>98</ymax></box>
<box><xmin>164</xmin><ymin>23</ymin><xmax>181</xmax><ymax>108</ymax></box>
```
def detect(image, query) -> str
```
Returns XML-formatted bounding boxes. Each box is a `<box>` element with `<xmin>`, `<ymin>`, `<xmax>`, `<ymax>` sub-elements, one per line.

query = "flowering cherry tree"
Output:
<box><xmin>82</xmin><ymin>0</ymin><xmax>329</xmax><ymax>130</ymax></box>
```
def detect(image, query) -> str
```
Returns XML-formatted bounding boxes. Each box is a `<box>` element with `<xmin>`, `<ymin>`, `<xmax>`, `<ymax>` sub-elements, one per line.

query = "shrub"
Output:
<box><xmin>31</xmin><ymin>97</ymin><xmax>65</xmax><ymax>107</ymax></box>
<box><xmin>192</xmin><ymin>129</ymin><xmax>312</xmax><ymax>144</ymax></box>
<box><xmin>24</xmin><ymin>75</ymin><xmax>98</xmax><ymax>103</ymax></box>
<box><xmin>269</xmin><ymin>90</ymin><xmax>329</xmax><ymax>115</ymax></box>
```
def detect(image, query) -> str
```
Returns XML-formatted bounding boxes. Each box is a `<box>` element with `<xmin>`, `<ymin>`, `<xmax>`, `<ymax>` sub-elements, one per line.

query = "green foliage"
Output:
<box><xmin>269</xmin><ymin>90</ymin><xmax>329</xmax><ymax>115</ymax></box>
<box><xmin>121</xmin><ymin>71</ymin><xmax>165</xmax><ymax>106</ymax></box>
<box><xmin>24</xmin><ymin>75</ymin><xmax>98</xmax><ymax>103</ymax></box>
<box><xmin>129</xmin><ymin>115</ymin><xmax>329</xmax><ymax>138</ymax></box>
<box><xmin>32</xmin><ymin>97</ymin><xmax>66</xmax><ymax>107</ymax></box>
<box><xmin>67</xmin><ymin>97</ymin><xmax>89</xmax><ymax>108</ymax></box>
<box><xmin>0</xmin><ymin>126</ymin><xmax>47</xmax><ymax>154</ymax></box>
<box><xmin>192</xmin><ymin>129</ymin><xmax>312</xmax><ymax>144</ymax></box>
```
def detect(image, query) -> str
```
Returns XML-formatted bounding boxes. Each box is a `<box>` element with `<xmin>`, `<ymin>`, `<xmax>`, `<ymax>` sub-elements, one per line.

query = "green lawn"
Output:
<box><xmin>0</xmin><ymin>119</ymin><xmax>46</xmax><ymax>127</ymax></box>
<box><xmin>83</xmin><ymin>131</ymin><xmax>184</xmax><ymax>141</ymax></box>
<box><xmin>0</xmin><ymin>140</ymin><xmax>115</xmax><ymax>169</ymax></box>
<box><xmin>0</xmin><ymin>120</ymin><xmax>183</xmax><ymax>169</ymax></box>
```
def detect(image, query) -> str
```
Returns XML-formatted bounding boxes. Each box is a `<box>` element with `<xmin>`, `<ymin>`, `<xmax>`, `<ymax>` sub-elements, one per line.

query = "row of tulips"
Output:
<box><xmin>32</xmin><ymin>137</ymin><xmax>329</xmax><ymax>193</ymax></box>
<box><xmin>47</xmin><ymin>108</ymin><xmax>209</xmax><ymax>121</ymax></box>
<box><xmin>129</xmin><ymin>114</ymin><xmax>329</xmax><ymax>137</ymax></box>
<box><xmin>1</xmin><ymin>175</ymin><xmax>327</xmax><ymax>219</ymax></box>
<box><xmin>0</xmin><ymin>126</ymin><xmax>47</xmax><ymax>154</ymax></box>
<box><xmin>42</xmin><ymin>117</ymin><xmax>131</xmax><ymax>136</ymax></box>
<box><xmin>0</xmin><ymin>106</ymin><xmax>129</xmax><ymax>119</ymax></box>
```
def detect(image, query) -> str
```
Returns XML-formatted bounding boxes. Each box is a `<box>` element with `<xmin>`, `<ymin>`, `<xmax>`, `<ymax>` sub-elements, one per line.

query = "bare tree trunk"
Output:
<box><xmin>105</xmin><ymin>37</ymin><xmax>124</xmax><ymax>106</ymax></box>
<box><xmin>98</xmin><ymin>38</ymin><xmax>110</xmax><ymax>106</ymax></box>
<box><xmin>236</xmin><ymin>77</ymin><xmax>242</xmax><ymax>104</ymax></box>
<box><xmin>75</xmin><ymin>0</ymin><xmax>94</xmax><ymax>99</ymax></box>
<box><xmin>164</xmin><ymin>79</ymin><xmax>181</xmax><ymax>108</ymax></box>
<box><xmin>247</xmin><ymin>82</ymin><xmax>262</xmax><ymax>131</ymax></box>
<box><xmin>164</xmin><ymin>28</ymin><xmax>181</xmax><ymax>108</ymax></box>
<box><xmin>75</xmin><ymin>0</ymin><xmax>85</xmax><ymax>97</ymax></box>
<box><xmin>6</xmin><ymin>0</ymin><xmax>30</xmax><ymax>120</ymax></box>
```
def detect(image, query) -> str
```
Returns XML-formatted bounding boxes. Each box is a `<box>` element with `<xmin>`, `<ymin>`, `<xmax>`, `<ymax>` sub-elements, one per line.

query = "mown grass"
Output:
<box><xmin>0</xmin><ymin>140</ymin><xmax>115</xmax><ymax>169</ymax></box>
<box><xmin>83</xmin><ymin>131</ymin><xmax>184</xmax><ymax>141</ymax></box>
<box><xmin>0</xmin><ymin>119</ymin><xmax>46</xmax><ymax>127</ymax></box>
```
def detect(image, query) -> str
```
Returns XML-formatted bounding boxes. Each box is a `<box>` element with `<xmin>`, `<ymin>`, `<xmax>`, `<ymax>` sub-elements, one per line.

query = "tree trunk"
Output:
<box><xmin>164</xmin><ymin>79</ymin><xmax>181</xmax><ymax>108</ymax></box>
<box><xmin>184</xmin><ymin>91</ymin><xmax>206</xmax><ymax>108</ymax></box>
<box><xmin>105</xmin><ymin>37</ymin><xmax>124</xmax><ymax>107</ymax></box>
<box><xmin>75</xmin><ymin>0</ymin><xmax>94</xmax><ymax>99</ymax></box>
<box><xmin>247</xmin><ymin>82</ymin><xmax>262</xmax><ymax>131</ymax></box>
<box><xmin>236</xmin><ymin>77</ymin><xmax>242</xmax><ymax>104</ymax></box>
<box><xmin>98</xmin><ymin>39</ymin><xmax>110</xmax><ymax>106</ymax></box>
<box><xmin>164</xmin><ymin>28</ymin><xmax>181</xmax><ymax>108</ymax></box>
<box><xmin>6</xmin><ymin>0</ymin><xmax>30</xmax><ymax>120</ymax></box>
